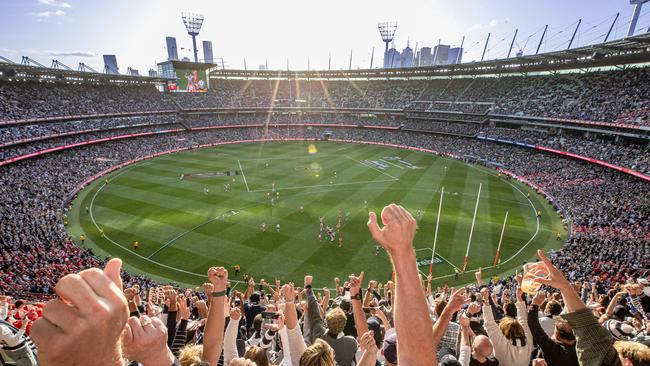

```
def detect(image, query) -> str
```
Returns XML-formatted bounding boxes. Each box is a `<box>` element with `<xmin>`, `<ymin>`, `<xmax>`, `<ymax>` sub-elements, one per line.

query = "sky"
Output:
<box><xmin>0</xmin><ymin>0</ymin><xmax>649</xmax><ymax>73</ymax></box>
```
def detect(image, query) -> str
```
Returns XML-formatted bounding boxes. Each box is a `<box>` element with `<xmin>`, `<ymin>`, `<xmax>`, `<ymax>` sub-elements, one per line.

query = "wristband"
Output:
<box><xmin>211</xmin><ymin>290</ymin><xmax>227</xmax><ymax>298</ymax></box>
<box><xmin>352</xmin><ymin>292</ymin><xmax>362</xmax><ymax>301</ymax></box>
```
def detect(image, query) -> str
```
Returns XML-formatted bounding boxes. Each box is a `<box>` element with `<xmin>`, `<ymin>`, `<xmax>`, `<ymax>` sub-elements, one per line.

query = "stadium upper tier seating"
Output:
<box><xmin>2</xmin><ymin>67</ymin><xmax>650</xmax><ymax>126</ymax></box>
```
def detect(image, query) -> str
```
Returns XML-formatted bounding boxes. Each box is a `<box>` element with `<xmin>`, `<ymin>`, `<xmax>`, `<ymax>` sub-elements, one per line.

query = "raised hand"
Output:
<box><xmin>163</xmin><ymin>286</ymin><xmax>177</xmax><ymax>303</ymax></box>
<box><xmin>446</xmin><ymin>287</ymin><xmax>466</xmax><ymax>313</ymax></box>
<box><xmin>178</xmin><ymin>295</ymin><xmax>190</xmax><ymax>320</ymax></box>
<box><xmin>281</xmin><ymin>283</ymin><xmax>295</xmax><ymax>302</ymax></box>
<box><xmin>349</xmin><ymin>272</ymin><xmax>364</xmax><ymax>297</ymax></box>
<box><xmin>202</xmin><ymin>282</ymin><xmax>214</xmax><ymax>294</ymax></box>
<box><xmin>124</xmin><ymin>287</ymin><xmax>137</xmax><ymax>301</ymax></box>
<box><xmin>367</xmin><ymin>204</ymin><xmax>418</xmax><ymax>257</ymax></box>
<box><xmin>208</xmin><ymin>267</ymin><xmax>229</xmax><ymax>292</ymax></box>
<box><xmin>475</xmin><ymin>267</ymin><xmax>483</xmax><ymax>285</ymax></box>
<box><xmin>459</xmin><ymin>312</ymin><xmax>470</xmax><ymax>328</ymax></box>
<box><xmin>31</xmin><ymin>258</ymin><xmax>128</xmax><ymax>366</ymax></box>
<box><xmin>481</xmin><ymin>287</ymin><xmax>490</xmax><ymax>303</ymax></box>
<box><xmin>532</xmin><ymin>291</ymin><xmax>546</xmax><ymax>306</ymax></box>
<box><xmin>528</xmin><ymin>250</ymin><xmax>570</xmax><ymax>290</ymax></box>
<box><xmin>230</xmin><ymin>307</ymin><xmax>241</xmax><ymax>321</ymax></box>
<box><xmin>121</xmin><ymin>315</ymin><xmax>174</xmax><ymax>365</ymax></box>
<box><xmin>264</xmin><ymin>313</ymin><xmax>284</xmax><ymax>332</ymax></box>
<box><xmin>359</xmin><ymin>330</ymin><xmax>378</xmax><ymax>353</ymax></box>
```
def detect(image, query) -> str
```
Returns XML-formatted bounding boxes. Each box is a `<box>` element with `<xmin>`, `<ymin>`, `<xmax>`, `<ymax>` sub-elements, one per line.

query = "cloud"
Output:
<box><xmin>0</xmin><ymin>47</ymin><xmax>18</xmax><ymax>54</ymax></box>
<box><xmin>38</xmin><ymin>0</ymin><xmax>71</xmax><ymax>8</ymax></box>
<box><xmin>467</xmin><ymin>23</ymin><xmax>482</xmax><ymax>32</ymax></box>
<box><xmin>48</xmin><ymin>50</ymin><xmax>96</xmax><ymax>58</ymax></box>
<box><xmin>32</xmin><ymin>9</ymin><xmax>66</xmax><ymax>17</ymax></box>
<box><xmin>489</xmin><ymin>19</ymin><xmax>498</xmax><ymax>27</ymax></box>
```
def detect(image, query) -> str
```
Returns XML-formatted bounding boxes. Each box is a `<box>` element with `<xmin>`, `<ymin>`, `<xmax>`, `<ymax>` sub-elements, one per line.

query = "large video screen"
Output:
<box><xmin>175</xmin><ymin>68</ymin><xmax>208</xmax><ymax>92</ymax></box>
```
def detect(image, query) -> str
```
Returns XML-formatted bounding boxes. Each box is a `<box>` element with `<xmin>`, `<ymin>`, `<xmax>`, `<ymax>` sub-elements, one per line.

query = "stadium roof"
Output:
<box><xmin>208</xmin><ymin>32</ymin><xmax>650</xmax><ymax>79</ymax></box>
<box><xmin>0</xmin><ymin>61</ymin><xmax>172</xmax><ymax>84</ymax></box>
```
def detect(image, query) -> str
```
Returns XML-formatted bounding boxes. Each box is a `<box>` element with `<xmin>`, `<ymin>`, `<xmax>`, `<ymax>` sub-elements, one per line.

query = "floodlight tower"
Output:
<box><xmin>182</xmin><ymin>12</ymin><xmax>205</xmax><ymax>63</ymax></box>
<box><xmin>378</xmin><ymin>22</ymin><xmax>397</xmax><ymax>68</ymax></box>
<box><xmin>628</xmin><ymin>0</ymin><xmax>650</xmax><ymax>37</ymax></box>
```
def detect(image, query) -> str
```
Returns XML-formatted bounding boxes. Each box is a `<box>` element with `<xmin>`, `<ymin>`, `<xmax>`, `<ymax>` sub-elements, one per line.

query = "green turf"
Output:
<box><xmin>66</xmin><ymin>141</ymin><xmax>566</xmax><ymax>289</ymax></box>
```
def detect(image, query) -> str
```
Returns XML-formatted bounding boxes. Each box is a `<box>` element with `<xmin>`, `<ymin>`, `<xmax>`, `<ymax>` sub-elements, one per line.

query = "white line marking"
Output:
<box><xmin>89</xmin><ymin>164</ymin><xmax>247</xmax><ymax>284</ymax></box>
<box><xmin>248</xmin><ymin>179</ymin><xmax>396</xmax><ymax>193</ymax></box>
<box><xmin>379</xmin><ymin>158</ymin><xmax>405</xmax><ymax>169</ymax></box>
<box><xmin>416</xmin><ymin>248</ymin><xmax>460</xmax><ymax>271</ymax></box>
<box><xmin>147</xmin><ymin>211</ymin><xmax>240</xmax><ymax>259</ymax></box>
<box><xmin>237</xmin><ymin>160</ymin><xmax>250</xmax><ymax>192</ymax></box>
<box><xmin>344</xmin><ymin>155</ymin><xmax>400</xmax><ymax>180</ymax></box>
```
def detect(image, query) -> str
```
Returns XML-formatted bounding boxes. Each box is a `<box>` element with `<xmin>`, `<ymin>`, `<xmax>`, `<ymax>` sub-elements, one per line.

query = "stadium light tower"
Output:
<box><xmin>628</xmin><ymin>0</ymin><xmax>649</xmax><ymax>37</ymax></box>
<box><xmin>182</xmin><ymin>12</ymin><xmax>205</xmax><ymax>63</ymax></box>
<box><xmin>378</xmin><ymin>22</ymin><xmax>397</xmax><ymax>68</ymax></box>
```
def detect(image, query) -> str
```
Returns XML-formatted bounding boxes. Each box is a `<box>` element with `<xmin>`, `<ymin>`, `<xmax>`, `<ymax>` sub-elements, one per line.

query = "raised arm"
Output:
<box><xmin>349</xmin><ymin>272</ymin><xmax>370</xmax><ymax>337</ymax></box>
<box><xmin>202</xmin><ymin>266</ymin><xmax>228</xmax><ymax>366</ymax></box>
<box><xmin>432</xmin><ymin>287</ymin><xmax>466</xmax><ymax>346</ymax></box>
<box><xmin>367</xmin><ymin>204</ymin><xmax>436</xmax><ymax>366</ymax></box>
<box><xmin>530</xmin><ymin>250</ymin><xmax>620</xmax><ymax>366</ymax></box>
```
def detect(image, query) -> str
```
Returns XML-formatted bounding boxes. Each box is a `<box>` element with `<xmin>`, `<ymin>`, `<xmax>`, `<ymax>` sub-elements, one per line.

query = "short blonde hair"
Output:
<box><xmin>614</xmin><ymin>341</ymin><xmax>650</xmax><ymax>365</ymax></box>
<box><xmin>300</xmin><ymin>339</ymin><xmax>335</xmax><ymax>366</ymax></box>
<box><xmin>178</xmin><ymin>344</ymin><xmax>203</xmax><ymax>366</ymax></box>
<box><xmin>325</xmin><ymin>307</ymin><xmax>347</xmax><ymax>334</ymax></box>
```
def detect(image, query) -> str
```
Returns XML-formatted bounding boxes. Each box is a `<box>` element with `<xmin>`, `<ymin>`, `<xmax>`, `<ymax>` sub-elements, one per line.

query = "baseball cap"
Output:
<box><xmin>382</xmin><ymin>328</ymin><xmax>397</xmax><ymax>364</ymax></box>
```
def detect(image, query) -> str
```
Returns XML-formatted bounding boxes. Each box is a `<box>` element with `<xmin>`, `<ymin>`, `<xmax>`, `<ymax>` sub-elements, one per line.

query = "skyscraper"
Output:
<box><xmin>166</xmin><ymin>37</ymin><xmax>179</xmax><ymax>61</ymax></box>
<box><xmin>447</xmin><ymin>47</ymin><xmax>463</xmax><ymax>64</ymax></box>
<box><xmin>385</xmin><ymin>47</ymin><xmax>401</xmax><ymax>68</ymax></box>
<box><xmin>401</xmin><ymin>42</ymin><xmax>414</xmax><ymax>68</ymax></box>
<box><xmin>433</xmin><ymin>44</ymin><xmax>450</xmax><ymax>66</ymax></box>
<box><xmin>202</xmin><ymin>40</ymin><xmax>213</xmax><ymax>63</ymax></box>
<box><xmin>419</xmin><ymin>47</ymin><xmax>433</xmax><ymax>66</ymax></box>
<box><xmin>103</xmin><ymin>55</ymin><xmax>119</xmax><ymax>74</ymax></box>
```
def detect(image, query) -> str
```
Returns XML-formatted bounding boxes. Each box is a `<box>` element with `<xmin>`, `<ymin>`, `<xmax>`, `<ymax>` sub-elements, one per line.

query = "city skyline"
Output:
<box><xmin>0</xmin><ymin>0</ymin><xmax>648</xmax><ymax>74</ymax></box>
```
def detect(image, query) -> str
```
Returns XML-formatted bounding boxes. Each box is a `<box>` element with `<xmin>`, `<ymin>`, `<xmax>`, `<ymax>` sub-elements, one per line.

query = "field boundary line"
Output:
<box><xmin>88</xmin><ymin>164</ymin><xmax>246</xmax><ymax>284</ymax></box>
<box><xmin>344</xmin><ymin>155</ymin><xmax>399</xmax><ymax>180</ymax></box>
<box><xmin>467</xmin><ymin>164</ymin><xmax>540</xmax><ymax>267</ymax></box>
<box><xmin>237</xmin><ymin>160</ymin><xmax>250</xmax><ymax>192</ymax></box>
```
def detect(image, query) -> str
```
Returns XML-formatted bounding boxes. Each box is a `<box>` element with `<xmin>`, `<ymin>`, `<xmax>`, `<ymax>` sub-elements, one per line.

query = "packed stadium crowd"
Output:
<box><xmin>161</xmin><ymin>67</ymin><xmax>650</xmax><ymax>126</ymax></box>
<box><xmin>0</xmin><ymin>81</ymin><xmax>175</xmax><ymax>121</ymax></box>
<box><xmin>1</xmin><ymin>69</ymin><xmax>650</xmax><ymax>365</ymax></box>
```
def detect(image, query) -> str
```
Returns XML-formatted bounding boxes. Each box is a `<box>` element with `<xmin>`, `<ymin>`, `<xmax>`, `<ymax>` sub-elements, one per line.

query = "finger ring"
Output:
<box><xmin>141</xmin><ymin>320</ymin><xmax>153</xmax><ymax>327</ymax></box>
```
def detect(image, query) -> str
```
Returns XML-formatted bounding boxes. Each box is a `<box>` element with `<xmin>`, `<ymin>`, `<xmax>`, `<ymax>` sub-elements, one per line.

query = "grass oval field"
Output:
<box><xmin>66</xmin><ymin>141</ymin><xmax>566</xmax><ymax>288</ymax></box>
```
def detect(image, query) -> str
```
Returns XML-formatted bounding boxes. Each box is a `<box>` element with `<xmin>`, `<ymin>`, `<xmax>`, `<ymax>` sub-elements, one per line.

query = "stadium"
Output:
<box><xmin>0</xmin><ymin>1</ymin><xmax>649</xmax><ymax>365</ymax></box>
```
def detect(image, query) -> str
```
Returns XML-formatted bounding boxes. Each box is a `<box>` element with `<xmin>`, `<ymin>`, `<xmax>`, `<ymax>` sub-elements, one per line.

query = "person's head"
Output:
<box><xmin>545</xmin><ymin>300</ymin><xmax>563</xmax><ymax>317</ymax></box>
<box><xmin>250</xmin><ymin>291</ymin><xmax>261</xmax><ymax>305</ymax></box>
<box><xmin>244</xmin><ymin>346</ymin><xmax>269</xmax><ymax>366</ymax></box>
<box><xmin>553</xmin><ymin>318</ymin><xmax>576</xmax><ymax>344</ymax></box>
<box><xmin>503</xmin><ymin>302</ymin><xmax>518</xmax><ymax>318</ymax></box>
<box><xmin>472</xmin><ymin>335</ymin><xmax>493</xmax><ymax>359</ymax></box>
<box><xmin>434</xmin><ymin>300</ymin><xmax>447</xmax><ymax>318</ymax></box>
<box><xmin>178</xmin><ymin>344</ymin><xmax>203</xmax><ymax>366</ymax></box>
<box><xmin>614</xmin><ymin>341</ymin><xmax>650</xmax><ymax>366</ymax></box>
<box><xmin>325</xmin><ymin>307</ymin><xmax>347</xmax><ymax>335</ymax></box>
<box><xmin>253</xmin><ymin>313</ymin><xmax>263</xmax><ymax>335</ymax></box>
<box><xmin>382</xmin><ymin>329</ymin><xmax>398</xmax><ymax>365</ymax></box>
<box><xmin>499</xmin><ymin>316</ymin><xmax>526</xmax><ymax>346</ymax></box>
<box><xmin>299</xmin><ymin>339</ymin><xmax>335</xmax><ymax>366</ymax></box>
